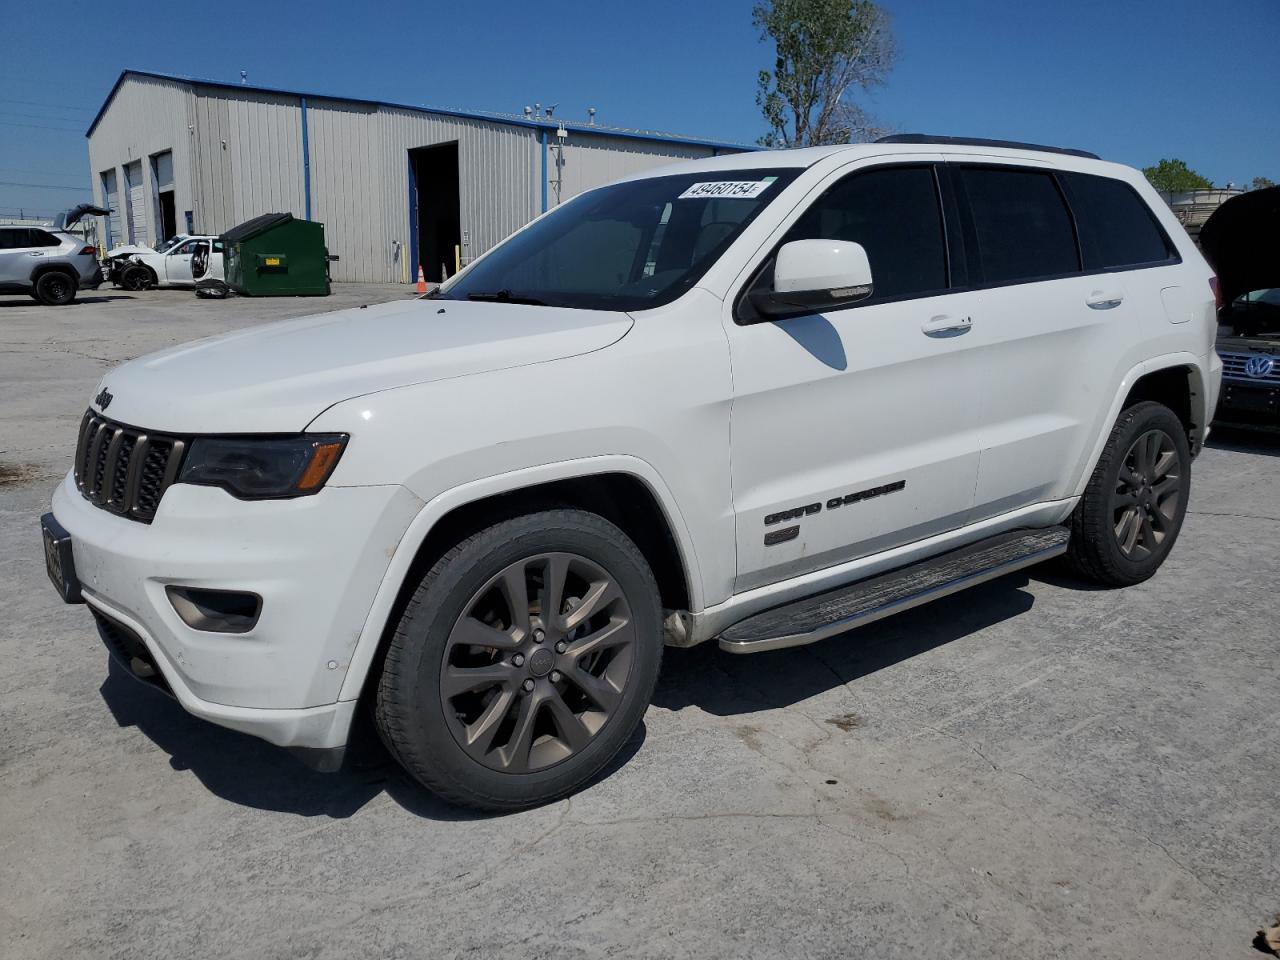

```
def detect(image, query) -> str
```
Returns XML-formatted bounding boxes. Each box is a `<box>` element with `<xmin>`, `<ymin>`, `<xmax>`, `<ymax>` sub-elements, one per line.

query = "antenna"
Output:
<box><xmin>240</xmin><ymin>70</ymin><xmax>248</xmax><ymax>85</ymax></box>
<box><xmin>587</xmin><ymin>107</ymin><xmax>596</xmax><ymax>125</ymax></box>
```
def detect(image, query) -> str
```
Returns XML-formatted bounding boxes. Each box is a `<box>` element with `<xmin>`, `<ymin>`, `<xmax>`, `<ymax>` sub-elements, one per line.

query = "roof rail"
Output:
<box><xmin>876</xmin><ymin>134</ymin><xmax>1100</xmax><ymax>160</ymax></box>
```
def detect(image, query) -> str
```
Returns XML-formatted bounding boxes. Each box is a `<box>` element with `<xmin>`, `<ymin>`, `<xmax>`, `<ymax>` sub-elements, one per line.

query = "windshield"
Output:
<box><xmin>155</xmin><ymin>235</ymin><xmax>187</xmax><ymax>253</ymax></box>
<box><xmin>436</xmin><ymin>168</ymin><xmax>800</xmax><ymax>311</ymax></box>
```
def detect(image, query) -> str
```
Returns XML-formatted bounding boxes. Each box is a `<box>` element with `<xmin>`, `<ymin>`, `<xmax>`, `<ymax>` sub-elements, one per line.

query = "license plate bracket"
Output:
<box><xmin>41</xmin><ymin>513</ymin><xmax>83</xmax><ymax>604</ymax></box>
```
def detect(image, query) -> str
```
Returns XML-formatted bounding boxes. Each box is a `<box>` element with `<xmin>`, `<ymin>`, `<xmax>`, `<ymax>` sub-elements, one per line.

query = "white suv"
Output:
<box><xmin>42</xmin><ymin>136</ymin><xmax>1222</xmax><ymax>810</ymax></box>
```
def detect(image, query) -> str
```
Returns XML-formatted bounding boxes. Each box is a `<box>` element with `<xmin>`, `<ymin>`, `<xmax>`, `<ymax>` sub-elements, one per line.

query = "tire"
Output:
<box><xmin>375</xmin><ymin>509</ymin><xmax>663</xmax><ymax>812</ymax></box>
<box><xmin>1064</xmin><ymin>401</ymin><xmax>1191</xmax><ymax>586</ymax></box>
<box><xmin>33</xmin><ymin>271</ymin><xmax>77</xmax><ymax>306</ymax></box>
<box><xmin>119</xmin><ymin>264</ymin><xmax>153</xmax><ymax>291</ymax></box>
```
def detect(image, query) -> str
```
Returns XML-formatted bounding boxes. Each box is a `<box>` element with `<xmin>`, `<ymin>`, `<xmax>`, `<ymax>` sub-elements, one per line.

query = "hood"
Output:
<box><xmin>92</xmin><ymin>298</ymin><xmax>634</xmax><ymax>433</ymax></box>
<box><xmin>106</xmin><ymin>244</ymin><xmax>154</xmax><ymax>258</ymax></box>
<box><xmin>1200</xmin><ymin>186</ymin><xmax>1280</xmax><ymax>305</ymax></box>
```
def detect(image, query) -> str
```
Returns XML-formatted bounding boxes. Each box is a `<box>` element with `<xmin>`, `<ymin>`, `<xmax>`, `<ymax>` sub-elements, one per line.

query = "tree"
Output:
<box><xmin>1142</xmin><ymin>159</ymin><xmax>1212</xmax><ymax>193</ymax></box>
<box><xmin>754</xmin><ymin>0</ymin><xmax>896</xmax><ymax>148</ymax></box>
<box><xmin>1253</xmin><ymin>176</ymin><xmax>1276</xmax><ymax>191</ymax></box>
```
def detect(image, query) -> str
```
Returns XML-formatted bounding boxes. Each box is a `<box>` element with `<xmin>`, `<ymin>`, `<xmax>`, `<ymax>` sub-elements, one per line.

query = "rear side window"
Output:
<box><xmin>958</xmin><ymin>166</ymin><xmax>1080</xmax><ymax>285</ymax></box>
<box><xmin>1059</xmin><ymin>172</ymin><xmax>1176</xmax><ymax>270</ymax></box>
<box><xmin>27</xmin><ymin>229</ymin><xmax>62</xmax><ymax>248</ymax></box>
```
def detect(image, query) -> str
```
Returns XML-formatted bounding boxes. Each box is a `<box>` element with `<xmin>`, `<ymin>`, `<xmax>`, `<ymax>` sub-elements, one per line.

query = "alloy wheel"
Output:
<box><xmin>440</xmin><ymin>552</ymin><xmax>636</xmax><ymax>773</ymax></box>
<box><xmin>1111</xmin><ymin>428</ymin><xmax>1182</xmax><ymax>559</ymax></box>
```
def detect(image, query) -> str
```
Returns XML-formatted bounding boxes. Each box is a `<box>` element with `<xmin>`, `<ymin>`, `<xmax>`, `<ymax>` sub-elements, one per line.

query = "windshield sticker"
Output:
<box><xmin>678</xmin><ymin>178</ymin><xmax>776</xmax><ymax>200</ymax></box>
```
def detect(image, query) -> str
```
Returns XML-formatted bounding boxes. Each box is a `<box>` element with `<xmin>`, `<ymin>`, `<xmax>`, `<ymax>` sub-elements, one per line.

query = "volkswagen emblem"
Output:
<box><xmin>94</xmin><ymin>387</ymin><xmax>113</xmax><ymax>410</ymax></box>
<box><xmin>1244</xmin><ymin>355</ymin><xmax>1275</xmax><ymax>379</ymax></box>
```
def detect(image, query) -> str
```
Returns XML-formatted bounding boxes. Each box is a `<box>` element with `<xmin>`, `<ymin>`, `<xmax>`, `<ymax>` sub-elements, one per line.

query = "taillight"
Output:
<box><xmin>1209</xmin><ymin>276</ymin><xmax>1222</xmax><ymax>312</ymax></box>
<box><xmin>79</xmin><ymin>246</ymin><xmax>96</xmax><ymax>256</ymax></box>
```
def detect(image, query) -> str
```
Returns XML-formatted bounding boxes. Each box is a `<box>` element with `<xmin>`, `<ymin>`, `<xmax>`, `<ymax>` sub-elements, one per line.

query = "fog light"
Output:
<box><xmin>166</xmin><ymin>586</ymin><xmax>262</xmax><ymax>634</ymax></box>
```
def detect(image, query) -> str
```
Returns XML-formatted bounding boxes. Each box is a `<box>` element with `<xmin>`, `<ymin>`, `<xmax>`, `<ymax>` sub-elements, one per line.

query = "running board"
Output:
<box><xmin>718</xmin><ymin>527</ymin><xmax>1070</xmax><ymax>654</ymax></box>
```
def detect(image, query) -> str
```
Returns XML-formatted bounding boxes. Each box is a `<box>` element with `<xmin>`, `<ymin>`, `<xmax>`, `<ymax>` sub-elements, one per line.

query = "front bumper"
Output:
<box><xmin>50</xmin><ymin>473</ymin><xmax>423</xmax><ymax>749</ymax></box>
<box><xmin>1215</xmin><ymin>378</ymin><xmax>1280</xmax><ymax>424</ymax></box>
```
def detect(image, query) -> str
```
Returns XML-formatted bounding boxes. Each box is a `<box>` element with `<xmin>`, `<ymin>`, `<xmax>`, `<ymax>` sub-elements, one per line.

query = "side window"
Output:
<box><xmin>957</xmin><ymin>166</ymin><xmax>1079</xmax><ymax>285</ymax></box>
<box><xmin>1058</xmin><ymin>172</ymin><xmax>1177</xmax><ymax>270</ymax></box>
<box><xmin>747</xmin><ymin>165</ymin><xmax>948</xmax><ymax>311</ymax></box>
<box><xmin>173</xmin><ymin>240</ymin><xmax>200</xmax><ymax>256</ymax></box>
<box><xmin>27</xmin><ymin>230</ymin><xmax>62</xmax><ymax>248</ymax></box>
<box><xmin>0</xmin><ymin>229</ymin><xmax>20</xmax><ymax>250</ymax></box>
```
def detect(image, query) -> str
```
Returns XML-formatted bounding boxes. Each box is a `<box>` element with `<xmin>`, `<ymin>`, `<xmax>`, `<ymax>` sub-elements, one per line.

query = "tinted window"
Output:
<box><xmin>745</xmin><ymin>166</ymin><xmax>948</xmax><ymax>314</ymax></box>
<box><xmin>0</xmin><ymin>229</ymin><xmax>22</xmax><ymax>250</ymax></box>
<box><xmin>27</xmin><ymin>229</ymin><xmax>62</xmax><ymax>248</ymax></box>
<box><xmin>438</xmin><ymin>168</ymin><xmax>800</xmax><ymax>311</ymax></box>
<box><xmin>959</xmin><ymin>167</ymin><xmax>1079</xmax><ymax>284</ymax></box>
<box><xmin>1059</xmin><ymin>172</ymin><xmax>1175</xmax><ymax>270</ymax></box>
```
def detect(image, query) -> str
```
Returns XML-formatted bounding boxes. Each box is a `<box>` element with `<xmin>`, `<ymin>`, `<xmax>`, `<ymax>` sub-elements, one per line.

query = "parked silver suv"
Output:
<box><xmin>0</xmin><ymin>225</ymin><xmax>104</xmax><ymax>305</ymax></box>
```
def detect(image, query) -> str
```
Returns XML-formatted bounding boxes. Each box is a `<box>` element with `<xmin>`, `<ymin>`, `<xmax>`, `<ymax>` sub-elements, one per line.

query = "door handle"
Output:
<box><xmin>921</xmin><ymin>314</ymin><xmax>972</xmax><ymax>337</ymax></box>
<box><xmin>1086</xmin><ymin>290</ymin><xmax>1124</xmax><ymax>309</ymax></box>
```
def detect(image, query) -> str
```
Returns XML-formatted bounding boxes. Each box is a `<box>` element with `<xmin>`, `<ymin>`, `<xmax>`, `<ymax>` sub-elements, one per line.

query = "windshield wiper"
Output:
<box><xmin>466</xmin><ymin>289</ymin><xmax>549</xmax><ymax>306</ymax></box>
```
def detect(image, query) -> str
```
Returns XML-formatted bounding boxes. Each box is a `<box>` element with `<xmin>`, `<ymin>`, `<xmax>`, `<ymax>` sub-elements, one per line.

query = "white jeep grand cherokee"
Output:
<box><xmin>43</xmin><ymin>136</ymin><xmax>1222</xmax><ymax>810</ymax></box>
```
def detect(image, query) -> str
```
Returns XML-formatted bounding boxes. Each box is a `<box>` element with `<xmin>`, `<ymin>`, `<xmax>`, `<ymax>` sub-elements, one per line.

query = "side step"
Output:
<box><xmin>718</xmin><ymin>527</ymin><xmax>1070</xmax><ymax>654</ymax></box>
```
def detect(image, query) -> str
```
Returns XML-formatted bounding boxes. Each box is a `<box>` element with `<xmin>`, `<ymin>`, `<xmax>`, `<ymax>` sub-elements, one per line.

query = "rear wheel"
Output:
<box><xmin>375</xmin><ymin>509</ymin><xmax>663</xmax><ymax>811</ymax></box>
<box><xmin>1065</xmin><ymin>401</ymin><xmax>1191</xmax><ymax>586</ymax></box>
<box><xmin>34</xmin><ymin>271</ymin><xmax>76</xmax><ymax>306</ymax></box>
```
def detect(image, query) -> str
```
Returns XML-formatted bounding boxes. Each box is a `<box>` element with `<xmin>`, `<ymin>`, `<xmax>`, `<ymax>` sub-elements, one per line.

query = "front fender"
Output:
<box><xmin>334</xmin><ymin>455</ymin><xmax>705</xmax><ymax>702</ymax></box>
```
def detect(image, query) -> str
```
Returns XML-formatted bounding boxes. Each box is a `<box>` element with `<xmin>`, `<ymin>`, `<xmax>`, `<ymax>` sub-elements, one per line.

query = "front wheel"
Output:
<box><xmin>375</xmin><ymin>509</ymin><xmax>663</xmax><ymax>811</ymax></box>
<box><xmin>1065</xmin><ymin>401</ymin><xmax>1191</xmax><ymax>586</ymax></box>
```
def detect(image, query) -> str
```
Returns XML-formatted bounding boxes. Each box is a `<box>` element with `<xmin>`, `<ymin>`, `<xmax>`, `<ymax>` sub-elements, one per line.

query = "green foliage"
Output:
<box><xmin>1142</xmin><ymin>159</ymin><xmax>1213</xmax><ymax>193</ymax></box>
<box><xmin>753</xmin><ymin>0</ymin><xmax>896</xmax><ymax>148</ymax></box>
<box><xmin>1252</xmin><ymin>176</ymin><xmax>1276</xmax><ymax>191</ymax></box>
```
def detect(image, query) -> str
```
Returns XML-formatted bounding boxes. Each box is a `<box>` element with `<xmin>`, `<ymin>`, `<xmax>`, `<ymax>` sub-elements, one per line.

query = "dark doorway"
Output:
<box><xmin>410</xmin><ymin>142</ymin><xmax>461</xmax><ymax>283</ymax></box>
<box><xmin>158</xmin><ymin>191</ymin><xmax>177</xmax><ymax>242</ymax></box>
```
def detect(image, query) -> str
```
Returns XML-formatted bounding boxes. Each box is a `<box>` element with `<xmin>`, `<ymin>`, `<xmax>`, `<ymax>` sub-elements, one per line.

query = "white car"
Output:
<box><xmin>115</xmin><ymin>235</ymin><xmax>224</xmax><ymax>290</ymax></box>
<box><xmin>43</xmin><ymin>136</ymin><xmax>1221</xmax><ymax>810</ymax></box>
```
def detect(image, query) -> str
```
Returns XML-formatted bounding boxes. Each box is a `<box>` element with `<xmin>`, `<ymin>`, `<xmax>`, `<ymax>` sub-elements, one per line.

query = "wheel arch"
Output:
<box><xmin>1072</xmin><ymin>353</ymin><xmax>1208</xmax><ymax>499</ymax></box>
<box><xmin>29</xmin><ymin>260</ymin><xmax>80</xmax><ymax>283</ymax></box>
<box><xmin>337</xmin><ymin>457</ymin><xmax>702</xmax><ymax>705</ymax></box>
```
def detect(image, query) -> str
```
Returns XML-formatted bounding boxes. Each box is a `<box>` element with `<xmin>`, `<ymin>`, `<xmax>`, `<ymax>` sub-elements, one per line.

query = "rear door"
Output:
<box><xmin>948</xmin><ymin>162</ymin><xmax>1155</xmax><ymax>516</ymax></box>
<box><xmin>725</xmin><ymin>159</ymin><xmax>984</xmax><ymax>592</ymax></box>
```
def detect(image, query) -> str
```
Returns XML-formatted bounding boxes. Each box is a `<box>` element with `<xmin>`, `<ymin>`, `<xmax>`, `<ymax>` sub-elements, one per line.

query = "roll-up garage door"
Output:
<box><xmin>101</xmin><ymin>170</ymin><xmax>122</xmax><ymax>248</ymax></box>
<box><xmin>123</xmin><ymin>160</ymin><xmax>145</xmax><ymax>244</ymax></box>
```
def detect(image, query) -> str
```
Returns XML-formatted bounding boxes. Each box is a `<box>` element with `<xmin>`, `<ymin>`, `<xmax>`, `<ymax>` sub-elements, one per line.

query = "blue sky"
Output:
<box><xmin>1</xmin><ymin>0</ymin><xmax>1275</xmax><ymax>219</ymax></box>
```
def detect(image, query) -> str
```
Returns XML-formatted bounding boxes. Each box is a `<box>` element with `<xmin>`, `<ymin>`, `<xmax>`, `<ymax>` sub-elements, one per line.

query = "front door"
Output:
<box><xmin>726</xmin><ymin>161</ymin><xmax>984</xmax><ymax>593</ymax></box>
<box><xmin>164</xmin><ymin>239</ymin><xmax>200</xmax><ymax>285</ymax></box>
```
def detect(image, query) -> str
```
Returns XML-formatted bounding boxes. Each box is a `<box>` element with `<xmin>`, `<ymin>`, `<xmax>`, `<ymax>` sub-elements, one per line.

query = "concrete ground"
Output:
<box><xmin>1</xmin><ymin>285</ymin><xmax>1277</xmax><ymax>960</ymax></box>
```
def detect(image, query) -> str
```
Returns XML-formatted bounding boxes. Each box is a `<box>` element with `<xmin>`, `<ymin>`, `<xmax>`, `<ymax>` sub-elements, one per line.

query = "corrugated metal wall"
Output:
<box><xmin>189</xmin><ymin>89</ymin><xmax>306</xmax><ymax>235</ymax></box>
<box><xmin>90</xmin><ymin>75</ymin><xmax>739</xmax><ymax>282</ymax></box>
<box><xmin>87</xmin><ymin>76</ymin><xmax>193</xmax><ymax>249</ymax></box>
<box><xmin>380</xmin><ymin>110</ymin><xmax>539</xmax><ymax>278</ymax></box>
<box><xmin>550</xmin><ymin>135</ymin><xmax>715</xmax><ymax>208</ymax></box>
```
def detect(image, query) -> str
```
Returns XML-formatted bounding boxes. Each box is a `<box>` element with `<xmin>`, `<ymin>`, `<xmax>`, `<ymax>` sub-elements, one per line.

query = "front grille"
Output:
<box><xmin>74</xmin><ymin>410</ymin><xmax>187</xmax><ymax>523</ymax></box>
<box><xmin>1219</xmin><ymin>351</ymin><xmax>1280</xmax><ymax>384</ymax></box>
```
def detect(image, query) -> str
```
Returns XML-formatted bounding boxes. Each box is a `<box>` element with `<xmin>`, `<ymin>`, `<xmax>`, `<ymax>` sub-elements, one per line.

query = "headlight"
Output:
<box><xmin>178</xmin><ymin>434</ymin><xmax>348</xmax><ymax>499</ymax></box>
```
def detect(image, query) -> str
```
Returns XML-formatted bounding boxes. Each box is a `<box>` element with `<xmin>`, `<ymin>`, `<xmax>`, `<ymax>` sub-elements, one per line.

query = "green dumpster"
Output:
<box><xmin>221</xmin><ymin>213</ymin><xmax>331</xmax><ymax>296</ymax></box>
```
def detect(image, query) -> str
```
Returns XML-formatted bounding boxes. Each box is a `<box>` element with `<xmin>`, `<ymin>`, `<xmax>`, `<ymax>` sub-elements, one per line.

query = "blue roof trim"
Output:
<box><xmin>87</xmin><ymin>69</ymin><xmax>753</xmax><ymax>152</ymax></box>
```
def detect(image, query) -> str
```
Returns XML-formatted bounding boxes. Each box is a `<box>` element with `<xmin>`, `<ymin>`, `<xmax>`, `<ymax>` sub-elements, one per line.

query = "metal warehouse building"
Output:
<box><xmin>87</xmin><ymin>70</ymin><xmax>746</xmax><ymax>283</ymax></box>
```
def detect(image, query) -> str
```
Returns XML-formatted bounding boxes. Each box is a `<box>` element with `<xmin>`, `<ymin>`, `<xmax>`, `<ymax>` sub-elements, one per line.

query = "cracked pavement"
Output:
<box><xmin>2</xmin><ymin>286</ymin><xmax>1278</xmax><ymax>959</ymax></box>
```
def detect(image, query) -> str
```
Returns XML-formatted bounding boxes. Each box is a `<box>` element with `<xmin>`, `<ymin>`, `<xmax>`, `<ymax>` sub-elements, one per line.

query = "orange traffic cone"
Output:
<box><xmin>415</xmin><ymin>265</ymin><xmax>427</xmax><ymax>294</ymax></box>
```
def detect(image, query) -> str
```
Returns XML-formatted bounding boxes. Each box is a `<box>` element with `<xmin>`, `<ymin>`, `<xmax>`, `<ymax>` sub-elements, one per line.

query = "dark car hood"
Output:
<box><xmin>1200</xmin><ymin>186</ymin><xmax>1280</xmax><ymax>305</ymax></box>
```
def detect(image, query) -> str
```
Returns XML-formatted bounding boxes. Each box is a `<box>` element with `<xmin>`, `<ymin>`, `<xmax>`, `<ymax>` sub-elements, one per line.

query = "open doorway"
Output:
<box><xmin>409</xmin><ymin>142</ymin><xmax>461</xmax><ymax>283</ymax></box>
<box><xmin>150</xmin><ymin>150</ymin><xmax>177</xmax><ymax>243</ymax></box>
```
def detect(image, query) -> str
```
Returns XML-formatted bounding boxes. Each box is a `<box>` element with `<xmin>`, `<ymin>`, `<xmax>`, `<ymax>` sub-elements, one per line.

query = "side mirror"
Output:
<box><xmin>751</xmin><ymin>239</ymin><xmax>874</xmax><ymax>317</ymax></box>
